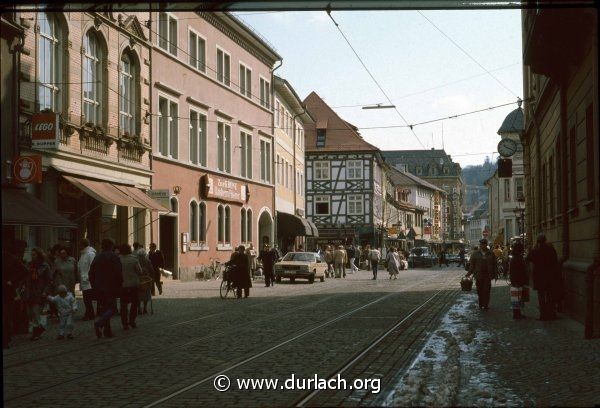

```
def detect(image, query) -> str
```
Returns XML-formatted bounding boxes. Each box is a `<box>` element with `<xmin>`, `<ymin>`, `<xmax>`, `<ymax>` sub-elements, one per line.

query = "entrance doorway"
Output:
<box><xmin>258</xmin><ymin>210</ymin><xmax>273</xmax><ymax>246</ymax></box>
<box><xmin>159</xmin><ymin>197</ymin><xmax>179</xmax><ymax>278</ymax></box>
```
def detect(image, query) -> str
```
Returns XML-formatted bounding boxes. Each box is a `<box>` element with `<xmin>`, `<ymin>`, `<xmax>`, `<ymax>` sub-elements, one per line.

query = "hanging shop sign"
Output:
<box><xmin>148</xmin><ymin>189</ymin><xmax>171</xmax><ymax>209</ymax></box>
<box><xmin>13</xmin><ymin>155</ymin><xmax>42</xmax><ymax>184</ymax></box>
<box><xmin>31</xmin><ymin>112</ymin><xmax>60</xmax><ymax>149</ymax></box>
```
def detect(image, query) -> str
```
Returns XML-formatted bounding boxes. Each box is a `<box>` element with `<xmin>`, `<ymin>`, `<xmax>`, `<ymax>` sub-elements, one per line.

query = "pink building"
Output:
<box><xmin>150</xmin><ymin>12</ymin><xmax>280</xmax><ymax>279</ymax></box>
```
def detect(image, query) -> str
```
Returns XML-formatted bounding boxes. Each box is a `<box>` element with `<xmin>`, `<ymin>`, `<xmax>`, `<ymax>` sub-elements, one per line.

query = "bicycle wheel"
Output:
<box><xmin>220</xmin><ymin>280</ymin><xmax>231</xmax><ymax>299</ymax></box>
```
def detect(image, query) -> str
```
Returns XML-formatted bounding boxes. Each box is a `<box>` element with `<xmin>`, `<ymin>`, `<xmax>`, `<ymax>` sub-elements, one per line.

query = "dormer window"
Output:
<box><xmin>316</xmin><ymin>129</ymin><xmax>326</xmax><ymax>147</ymax></box>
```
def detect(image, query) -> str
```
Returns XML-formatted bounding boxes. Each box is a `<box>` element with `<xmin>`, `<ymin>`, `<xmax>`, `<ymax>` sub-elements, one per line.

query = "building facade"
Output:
<box><xmin>522</xmin><ymin>5</ymin><xmax>599</xmax><ymax>335</ymax></box>
<box><xmin>12</xmin><ymin>11</ymin><xmax>164</xmax><ymax>257</ymax></box>
<box><xmin>382</xmin><ymin>149</ymin><xmax>464</xmax><ymax>246</ymax></box>
<box><xmin>273</xmin><ymin>75</ymin><xmax>316</xmax><ymax>252</ymax></box>
<box><xmin>485</xmin><ymin>105</ymin><xmax>526</xmax><ymax>246</ymax></box>
<box><xmin>150</xmin><ymin>12</ymin><xmax>280</xmax><ymax>279</ymax></box>
<box><xmin>303</xmin><ymin>92</ymin><xmax>386</xmax><ymax>249</ymax></box>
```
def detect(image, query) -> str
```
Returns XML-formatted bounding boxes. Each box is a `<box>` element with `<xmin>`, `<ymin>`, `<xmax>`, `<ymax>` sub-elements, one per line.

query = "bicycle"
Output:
<box><xmin>219</xmin><ymin>265</ymin><xmax>238</xmax><ymax>299</ymax></box>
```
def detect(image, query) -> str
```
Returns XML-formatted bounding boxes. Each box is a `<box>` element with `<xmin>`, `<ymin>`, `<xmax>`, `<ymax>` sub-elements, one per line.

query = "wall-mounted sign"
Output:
<box><xmin>148</xmin><ymin>189</ymin><xmax>170</xmax><ymax>209</ymax></box>
<box><xmin>13</xmin><ymin>155</ymin><xmax>42</xmax><ymax>183</ymax></box>
<box><xmin>31</xmin><ymin>112</ymin><xmax>60</xmax><ymax>149</ymax></box>
<box><xmin>200</xmin><ymin>174</ymin><xmax>245</xmax><ymax>203</ymax></box>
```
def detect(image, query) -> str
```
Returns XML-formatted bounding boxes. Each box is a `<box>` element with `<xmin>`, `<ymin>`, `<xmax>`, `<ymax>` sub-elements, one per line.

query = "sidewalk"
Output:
<box><xmin>385</xmin><ymin>281</ymin><xmax>600</xmax><ymax>407</ymax></box>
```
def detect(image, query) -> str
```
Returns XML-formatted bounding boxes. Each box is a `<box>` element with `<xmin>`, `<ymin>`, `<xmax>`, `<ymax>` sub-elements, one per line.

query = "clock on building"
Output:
<box><xmin>497</xmin><ymin>138</ymin><xmax>518</xmax><ymax>157</ymax></box>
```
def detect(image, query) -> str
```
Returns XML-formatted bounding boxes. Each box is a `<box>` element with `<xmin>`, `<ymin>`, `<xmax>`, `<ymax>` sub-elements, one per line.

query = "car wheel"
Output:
<box><xmin>309</xmin><ymin>274</ymin><xmax>315</xmax><ymax>284</ymax></box>
<box><xmin>290</xmin><ymin>277</ymin><xmax>295</xmax><ymax>283</ymax></box>
<box><xmin>276</xmin><ymin>276</ymin><xmax>281</xmax><ymax>283</ymax></box>
<box><xmin>320</xmin><ymin>276</ymin><xmax>325</xmax><ymax>282</ymax></box>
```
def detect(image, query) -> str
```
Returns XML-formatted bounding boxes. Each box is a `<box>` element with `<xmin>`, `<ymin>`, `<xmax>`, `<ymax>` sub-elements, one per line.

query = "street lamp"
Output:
<box><xmin>513</xmin><ymin>194</ymin><xmax>526</xmax><ymax>245</ymax></box>
<box><xmin>362</xmin><ymin>103</ymin><xmax>396</xmax><ymax>110</ymax></box>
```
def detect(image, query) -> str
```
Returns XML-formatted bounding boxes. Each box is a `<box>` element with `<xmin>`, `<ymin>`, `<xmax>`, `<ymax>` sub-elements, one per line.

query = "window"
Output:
<box><xmin>158</xmin><ymin>96</ymin><xmax>178</xmax><ymax>158</ymax></box>
<box><xmin>314</xmin><ymin>161</ymin><xmax>329</xmax><ymax>180</ymax></box>
<box><xmin>416</xmin><ymin>166</ymin><xmax>423</xmax><ymax>175</ymax></box>
<box><xmin>275</xmin><ymin>101</ymin><xmax>280</xmax><ymax>127</ymax></box>
<box><xmin>549</xmin><ymin>155</ymin><xmax>555</xmax><ymax>216</ymax></box>
<box><xmin>241</xmin><ymin>208</ymin><xmax>247</xmax><ymax>243</ymax></box>
<box><xmin>239</xmin><ymin>64</ymin><xmax>252</xmax><ymax>97</ymax></box>
<box><xmin>38</xmin><ymin>12</ymin><xmax>61</xmax><ymax>111</ymax></box>
<box><xmin>504</xmin><ymin>179</ymin><xmax>511</xmax><ymax>202</ymax></box>
<box><xmin>216</xmin><ymin>48</ymin><xmax>230</xmax><ymax>86</ymax></box>
<box><xmin>190</xmin><ymin>201</ymin><xmax>198</xmax><ymax>242</ymax></box>
<box><xmin>189</xmin><ymin>110</ymin><xmax>207</xmax><ymax>165</ymax></box>
<box><xmin>279</xmin><ymin>105</ymin><xmax>284</xmax><ymax>128</ymax></box>
<box><xmin>569</xmin><ymin>125</ymin><xmax>577</xmax><ymax>207</ymax></box>
<box><xmin>188</xmin><ymin>30</ymin><xmax>205</xmax><ymax>72</ymax></box>
<box><xmin>284</xmin><ymin>160</ymin><xmax>289</xmax><ymax>188</ymax></box>
<box><xmin>217</xmin><ymin>122</ymin><xmax>231</xmax><ymax>172</ymax></box>
<box><xmin>260</xmin><ymin>139</ymin><xmax>272</xmax><ymax>183</ymax></box>
<box><xmin>83</xmin><ymin>31</ymin><xmax>104</xmax><ymax>125</ymax></box>
<box><xmin>586</xmin><ymin>103</ymin><xmax>595</xmax><ymax>200</ymax></box>
<box><xmin>300</xmin><ymin>173</ymin><xmax>304</xmax><ymax>195</ymax></box>
<box><xmin>347</xmin><ymin>160</ymin><xmax>363</xmax><ymax>179</ymax></box>
<box><xmin>347</xmin><ymin>194</ymin><xmax>363</xmax><ymax>215</ymax></box>
<box><xmin>259</xmin><ymin>77</ymin><xmax>270</xmax><ymax>108</ymax></box>
<box><xmin>199</xmin><ymin>202</ymin><xmax>206</xmax><ymax>242</ymax></box>
<box><xmin>158</xmin><ymin>12</ymin><xmax>177</xmax><ymax>56</ymax></box>
<box><xmin>316</xmin><ymin>129</ymin><xmax>326</xmax><ymax>147</ymax></box>
<box><xmin>240</xmin><ymin>131</ymin><xmax>252</xmax><ymax>178</ymax></box>
<box><xmin>246</xmin><ymin>209</ymin><xmax>252</xmax><ymax>243</ymax></box>
<box><xmin>217</xmin><ymin>205</ymin><xmax>231</xmax><ymax>244</ymax></box>
<box><xmin>225</xmin><ymin>206</ymin><xmax>231</xmax><ymax>243</ymax></box>
<box><xmin>515</xmin><ymin>177</ymin><xmax>524</xmax><ymax>201</ymax></box>
<box><xmin>119</xmin><ymin>52</ymin><xmax>137</xmax><ymax>135</ymax></box>
<box><xmin>315</xmin><ymin>196</ymin><xmax>330</xmax><ymax>215</ymax></box>
<box><xmin>276</xmin><ymin>154</ymin><xmax>280</xmax><ymax>185</ymax></box>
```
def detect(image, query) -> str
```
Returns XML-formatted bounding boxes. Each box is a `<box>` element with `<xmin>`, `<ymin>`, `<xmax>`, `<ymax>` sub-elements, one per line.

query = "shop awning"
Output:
<box><xmin>277</xmin><ymin>211</ymin><xmax>314</xmax><ymax>237</ymax></box>
<box><xmin>306</xmin><ymin>219</ymin><xmax>320</xmax><ymax>237</ymax></box>
<box><xmin>2</xmin><ymin>186</ymin><xmax>77</xmax><ymax>228</ymax></box>
<box><xmin>62</xmin><ymin>175</ymin><xmax>168</xmax><ymax>211</ymax></box>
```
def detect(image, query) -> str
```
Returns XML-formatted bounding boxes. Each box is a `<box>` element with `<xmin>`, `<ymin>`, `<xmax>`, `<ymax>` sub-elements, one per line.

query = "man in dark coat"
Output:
<box><xmin>458</xmin><ymin>247</ymin><xmax>466</xmax><ymax>267</ymax></box>
<box><xmin>227</xmin><ymin>245</ymin><xmax>251</xmax><ymax>298</ymax></box>
<box><xmin>259</xmin><ymin>243</ymin><xmax>278</xmax><ymax>287</ymax></box>
<box><xmin>2</xmin><ymin>240</ymin><xmax>28</xmax><ymax>348</ymax></box>
<box><xmin>527</xmin><ymin>233</ymin><xmax>561</xmax><ymax>320</ymax></box>
<box><xmin>466</xmin><ymin>239</ymin><xmax>496</xmax><ymax>310</ymax></box>
<box><xmin>89</xmin><ymin>238</ymin><xmax>123</xmax><ymax>338</ymax></box>
<box><xmin>148</xmin><ymin>243</ymin><xmax>164</xmax><ymax>295</ymax></box>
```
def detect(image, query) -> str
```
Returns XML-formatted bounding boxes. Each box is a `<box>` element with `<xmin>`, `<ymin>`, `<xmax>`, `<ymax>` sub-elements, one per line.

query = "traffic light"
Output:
<box><xmin>498</xmin><ymin>158</ymin><xmax>512</xmax><ymax>178</ymax></box>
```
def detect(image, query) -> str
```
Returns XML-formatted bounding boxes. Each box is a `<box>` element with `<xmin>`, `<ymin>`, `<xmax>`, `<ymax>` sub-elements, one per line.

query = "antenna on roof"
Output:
<box><xmin>431</xmin><ymin>133</ymin><xmax>434</xmax><ymax>150</ymax></box>
<box><xmin>442</xmin><ymin>123</ymin><xmax>445</xmax><ymax>150</ymax></box>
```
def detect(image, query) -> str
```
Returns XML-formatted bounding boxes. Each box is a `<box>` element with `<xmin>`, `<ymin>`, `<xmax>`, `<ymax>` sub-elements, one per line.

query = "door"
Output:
<box><xmin>159</xmin><ymin>215</ymin><xmax>176</xmax><ymax>275</ymax></box>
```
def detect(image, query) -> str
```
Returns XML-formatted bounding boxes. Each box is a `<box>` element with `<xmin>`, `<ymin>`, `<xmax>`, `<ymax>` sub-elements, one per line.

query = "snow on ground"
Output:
<box><xmin>384</xmin><ymin>292</ymin><xmax>524</xmax><ymax>407</ymax></box>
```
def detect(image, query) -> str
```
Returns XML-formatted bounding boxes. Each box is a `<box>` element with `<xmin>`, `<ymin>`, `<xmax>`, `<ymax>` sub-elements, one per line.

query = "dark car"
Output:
<box><xmin>408</xmin><ymin>247</ymin><xmax>438</xmax><ymax>268</ymax></box>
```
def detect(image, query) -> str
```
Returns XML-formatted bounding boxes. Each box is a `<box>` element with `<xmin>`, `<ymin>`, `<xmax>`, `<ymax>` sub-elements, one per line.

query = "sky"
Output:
<box><xmin>233</xmin><ymin>9</ymin><xmax>523</xmax><ymax>168</ymax></box>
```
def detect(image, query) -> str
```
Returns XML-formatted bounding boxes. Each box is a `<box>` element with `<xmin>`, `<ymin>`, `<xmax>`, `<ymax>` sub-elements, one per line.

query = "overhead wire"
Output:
<box><xmin>326</xmin><ymin>10</ymin><xmax>427</xmax><ymax>149</ymax></box>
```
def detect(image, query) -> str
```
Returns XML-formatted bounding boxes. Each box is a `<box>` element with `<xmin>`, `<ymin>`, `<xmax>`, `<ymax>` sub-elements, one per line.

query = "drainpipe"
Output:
<box><xmin>271</xmin><ymin>59</ymin><xmax>282</xmax><ymax>245</ymax></box>
<box><xmin>11</xmin><ymin>23</ymin><xmax>24</xmax><ymax>168</ymax></box>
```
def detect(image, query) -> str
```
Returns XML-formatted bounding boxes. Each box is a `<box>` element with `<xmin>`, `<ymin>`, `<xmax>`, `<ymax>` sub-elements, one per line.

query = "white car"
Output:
<box><xmin>274</xmin><ymin>252</ymin><xmax>327</xmax><ymax>284</ymax></box>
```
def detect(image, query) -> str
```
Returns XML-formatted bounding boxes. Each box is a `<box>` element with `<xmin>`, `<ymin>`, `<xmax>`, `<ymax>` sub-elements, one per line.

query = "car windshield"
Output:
<box><xmin>282</xmin><ymin>252</ymin><xmax>316</xmax><ymax>262</ymax></box>
<box><xmin>410</xmin><ymin>248</ymin><xmax>429</xmax><ymax>256</ymax></box>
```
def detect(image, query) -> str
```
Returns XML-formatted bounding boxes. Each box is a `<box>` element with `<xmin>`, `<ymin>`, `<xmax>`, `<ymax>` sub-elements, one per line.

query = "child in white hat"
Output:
<box><xmin>47</xmin><ymin>284</ymin><xmax>77</xmax><ymax>339</ymax></box>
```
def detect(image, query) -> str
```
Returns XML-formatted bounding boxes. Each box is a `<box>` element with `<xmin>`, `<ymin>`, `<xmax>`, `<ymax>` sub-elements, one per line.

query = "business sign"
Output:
<box><xmin>424</xmin><ymin>226</ymin><xmax>432</xmax><ymax>235</ymax></box>
<box><xmin>200</xmin><ymin>174</ymin><xmax>246</xmax><ymax>203</ymax></box>
<box><xmin>31</xmin><ymin>113</ymin><xmax>60</xmax><ymax>149</ymax></box>
<box><xmin>13</xmin><ymin>155</ymin><xmax>42</xmax><ymax>183</ymax></box>
<box><xmin>148</xmin><ymin>189</ymin><xmax>171</xmax><ymax>209</ymax></box>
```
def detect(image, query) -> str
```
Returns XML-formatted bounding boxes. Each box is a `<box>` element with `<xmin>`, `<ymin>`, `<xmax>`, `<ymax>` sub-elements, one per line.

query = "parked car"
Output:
<box><xmin>408</xmin><ymin>247</ymin><xmax>438</xmax><ymax>268</ymax></box>
<box><xmin>274</xmin><ymin>252</ymin><xmax>327</xmax><ymax>283</ymax></box>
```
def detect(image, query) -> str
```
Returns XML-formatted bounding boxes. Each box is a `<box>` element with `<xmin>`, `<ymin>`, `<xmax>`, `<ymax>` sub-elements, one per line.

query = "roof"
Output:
<box><xmin>497</xmin><ymin>107</ymin><xmax>524</xmax><ymax>135</ymax></box>
<box><xmin>273</xmin><ymin>75</ymin><xmax>315</xmax><ymax>124</ymax></box>
<box><xmin>386</xmin><ymin>165</ymin><xmax>445</xmax><ymax>193</ymax></box>
<box><xmin>382</xmin><ymin>149</ymin><xmax>462</xmax><ymax>177</ymax></box>
<box><xmin>303</xmin><ymin>92</ymin><xmax>380</xmax><ymax>153</ymax></box>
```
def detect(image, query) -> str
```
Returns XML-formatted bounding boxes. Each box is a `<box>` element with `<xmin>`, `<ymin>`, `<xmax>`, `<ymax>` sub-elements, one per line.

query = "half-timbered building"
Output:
<box><xmin>303</xmin><ymin>92</ymin><xmax>387</xmax><ymax>249</ymax></box>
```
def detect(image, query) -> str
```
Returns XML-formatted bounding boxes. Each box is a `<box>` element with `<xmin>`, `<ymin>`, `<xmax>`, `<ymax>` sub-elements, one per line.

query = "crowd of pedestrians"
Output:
<box><xmin>2</xmin><ymin>237</ymin><xmax>165</xmax><ymax>347</ymax></box>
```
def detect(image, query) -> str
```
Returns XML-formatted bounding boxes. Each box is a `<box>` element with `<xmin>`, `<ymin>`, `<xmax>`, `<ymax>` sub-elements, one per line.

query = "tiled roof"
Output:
<box><xmin>497</xmin><ymin>107</ymin><xmax>524</xmax><ymax>134</ymax></box>
<box><xmin>303</xmin><ymin>92</ymin><xmax>380</xmax><ymax>153</ymax></box>
<box><xmin>382</xmin><ymin>150</ymin><xmax>462</xmax><ymax>177</ymax></box>
<box><xmin>386</xmin><ymin>165</ymin><xmax>445</xmax><ymax>193</ymax></box>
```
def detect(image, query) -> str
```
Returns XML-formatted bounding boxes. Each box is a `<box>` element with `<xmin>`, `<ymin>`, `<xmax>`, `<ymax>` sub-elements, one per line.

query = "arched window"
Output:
<box><xmin>217</xmin><ymin>205</ymin><xmax>224</xmax><ymax>243</ymax></box>
<box><xmin>119</xmin><ymin>51</ymin><xmax>138</xmax><ymax>135</ymax></box>
<box><xmin>246</xmin><ymin>209</ymin><xmax>252</xmax><ymax>244</ymax></box>
<box><xmin>83</xmin><ymin>30</ymin><xmax>104</xmax><ymax>125</ymax></box>
<box><xmin>190</xmin><ymin>201</ymin><xmax>198</xmax><ymax>242</ymax></box>
<box><xmin>240</xmin><ymin>208</ymin><xmax>247</xmax><ymax>243</ymax></box>
<box><xmin>199</xmin><ymin>202</ymin><xmax>206</xmax><ymax>242</ymax></box>
<box><xmin>225</xmin><ymin>206</ymin><xmax>231</xmax><ymax>244</ymax></box>
<box><xmin>38</xmin><ymin>12</ymin><xmax>62</xmax><ymax>111</ymax></box>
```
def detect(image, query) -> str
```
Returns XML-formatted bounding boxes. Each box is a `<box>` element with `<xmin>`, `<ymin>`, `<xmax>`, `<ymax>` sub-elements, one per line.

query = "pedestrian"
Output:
<box><xmin>133</xmin><ymin>243</ymin><xmax>154</xmax><ymax>315</ymax></box>
<box><xmin>89</xmin><ymin>238</ymin><xmax>123</xmax><ymax>338</ymax></box>
<box><xmin>2</xmin><ymin>240</ymin><xmax>28</xmax><ymax>348</ymax></box>
<box><xmin>78</xmin><ymin>238</ymin><xmax>97</xmax><ymax>321</ymax></box>
<box><xmin>259</xmin><ymin>243</ymin><xmax>278</xmax><ymax>287</ymax></box>
<box><xmin>46</xmin><ymin>284</ymin><xmax>77</xmax><ymax>339</ymax></box>
<box><xmin>527</xmin><ymin>233</ymin><xmax>561</xmax><ymax>321</ymax></box>
<box><xmin>458</xmin><ymin>247</ymin><xmax>466</xmax><ymax>267</ymax></box>
<box><xmin>368</xmin><ymin>245</ymin><xmax>382</xmax><ymax>280</ymax></box>
<box><xmin>53</xmin><ymin>246</ymin><xmax>77</xmax><ymax>296</ymax></box>
<box><xmin>148</xmin><ymin>243</ymin><xmax>164</xmax><ymax>295</ymax></box>
<box><xmin>508</xmin><ymin>242</ymin><xmax>528</xmax><ymax>319</ymax></box>
<box><xmin>438</xmin><ymin>248</ymin><xmax>448</xmax><ymax>267</ymax></box>
<box><xmin>324</xmin><ymin>245</ymin><xmax>334</xmax><ymax>278</ymax></box>
<box><xmin>246</xmin><ymin>243</ymin><xmax>258</xmax><ymax>281</ymax></box>
<box><xmin>386</xmin><ymin>247</ymin><xmax>401</xmax><ymax>279</ymax></box>
<box><xmin>118</xmin><ymin>243</ymin><xmax>142</xmax><ymax>330</ymax></box>
<box><xmin>347</xmin><ymin>243</ymin><xmax>358</xmax><ymax>273</ymax></box>
<box><xmin>297</xmin><ymin>244</ymin><xmax>304</xmax><ymax>251</ymax></box>
<box><xmin>228</xmin><ymin>245</ymin><xmax>251</xmax><ymax>298</ymax></box>
<box><xmin>25</xmin><ymin>247</ymin><xmax>53</xmax><ymax>341</ymax></box>
<box><xmin>355</xmin><ymin>245</ymin><xmax>362</xmax><ymax>270</ymax></box>
<box><xmin>333</xmin><ymin>245</ymin><xmax>347</xmax><ymax>278</ymax></box>
<box><xmin>465</xmin><ymin>238</ymin><xmax>496</xmax><ymax>310</ymax></box>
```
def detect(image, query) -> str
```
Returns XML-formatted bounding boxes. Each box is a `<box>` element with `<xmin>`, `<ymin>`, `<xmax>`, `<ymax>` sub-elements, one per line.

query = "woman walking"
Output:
<box><xmin>386</xmin><ymin>247</ymin><xmax>400</xmax><ymax>280</ymax></box>
<box><xmin>118</xmin><ymin>244</ymin><xmax>142</xmax><ymax>329</ymax></box>
<box><xmin>509</xmin><ymin>242</ymin><xmax>528</xmax><ymax>319</ymax></box>
<box><xmin>53</xmin><ymin>246</ymin><xmax>77</xmax><ymax>295</ymax></box>
<box><xmin>25</xmin><ymin>248</ymin><xmax>53</xmax><ymax>341</ymax></box>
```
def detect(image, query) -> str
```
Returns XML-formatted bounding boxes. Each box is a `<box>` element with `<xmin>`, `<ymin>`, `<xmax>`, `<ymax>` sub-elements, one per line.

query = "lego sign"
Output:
<box><xmin>13</xmin><ymin>155</ymin><xmax>43</xmax><ymax>184</ymax></box>
<box><xmin>31</xmin><ymin>113</ymin><xmax>60</xmax><ymax>149</ymax></box>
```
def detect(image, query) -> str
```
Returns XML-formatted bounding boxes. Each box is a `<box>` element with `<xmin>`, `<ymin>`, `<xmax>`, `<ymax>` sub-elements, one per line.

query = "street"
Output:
<box><xmin>3</xmin><ymin>267</ymin><xmax>464</xmax><ymax>407</ymax></box>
